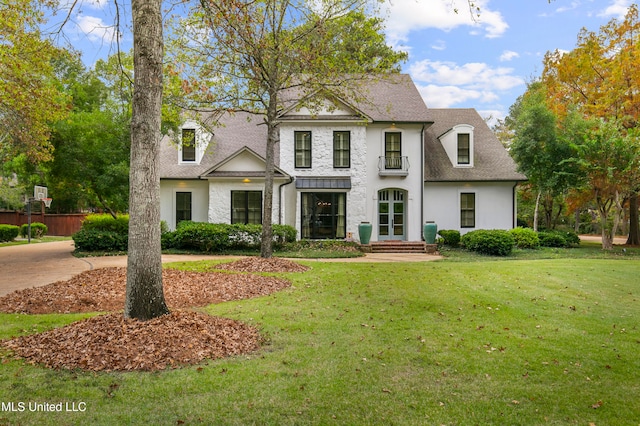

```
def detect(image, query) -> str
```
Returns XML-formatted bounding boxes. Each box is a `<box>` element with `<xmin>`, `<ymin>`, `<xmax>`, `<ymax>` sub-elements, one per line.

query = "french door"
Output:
<box><xmin>378</xmin><ymin>189</ymin><xmax>406</xmax><ymax>241</ymax></box>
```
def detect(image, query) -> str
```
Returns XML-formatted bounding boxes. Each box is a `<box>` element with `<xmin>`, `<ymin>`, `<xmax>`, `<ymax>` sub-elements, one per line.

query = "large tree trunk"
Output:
<box><xmin>124</xmin><ymin>0</ymin><xmax>169</xmax><ymax>320</ymax></box>
<box><xmin>627</xmin><ymin>194</ymin><xmax>639</xmax><ymax>245</ymax></box>
<box><xmin>260</xmin><ymin>117</ymin><xmax>278</xmax><ymax>259</ymax></box>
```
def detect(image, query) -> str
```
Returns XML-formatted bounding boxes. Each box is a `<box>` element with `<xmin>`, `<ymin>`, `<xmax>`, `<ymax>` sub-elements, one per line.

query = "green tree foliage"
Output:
<box><xmin>37</xmin><ymin>52</ymin><xmax>129</xmax><ymax>215</ymax></box>
<box><xmin>508</xmin><ymin>81</ymin><xmax>578</xmax><ymax>230</ymax></box>
<box><xmin>568</xmin><ymin>119</ymin><xmax>640</xmax><ymax>249</ymax></box>
<box><xmin>0</xmin><ymin>0</ymin><xmax>69</xmax><ymax>162</ymax></box>
<box><xmin>542</xmin><ymin>5</ymin><xmax>640</xmax><ymax>245</ymax></box>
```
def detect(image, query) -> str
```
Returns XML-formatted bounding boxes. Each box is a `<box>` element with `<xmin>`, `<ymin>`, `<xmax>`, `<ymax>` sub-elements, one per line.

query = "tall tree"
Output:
<box><xmin>48</xmin><ymin>53</ymin><xmax>130</xmax><ymax>215</ymax></box>
<box><xmin>543</xmin><ymin>4</ymin><xmax>640</xmax><ymax>244</ymax></box>
<box><xmin>0</xmin><ymin>0</ymin><xmax>69</xmax><ymax>162</ymax></box>
<box><xmin>569</xmin><ymin>119</ymin><xmax>640</xmax><ymax>249</ymax></box>
<box><xmin>168</xmin><ymin>2</ymin><xmax>406</xmax><ymax>257</ymax></box>
<box><xmin>124</xmin><ymin>0</ymin><xmax>169</xmax><ymax>320</ymax></box>
<box><xmin>508</xmin><ymin>81</ymin><xmax>577</xmax><ymax>230</ymax></box>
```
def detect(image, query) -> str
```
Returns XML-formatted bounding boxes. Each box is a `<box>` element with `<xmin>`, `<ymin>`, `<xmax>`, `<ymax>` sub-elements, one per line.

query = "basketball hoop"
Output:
<box><xmin>43</xmin><ymin>198</ymin><xmax>52</xmax><ymax>208</ymax></box>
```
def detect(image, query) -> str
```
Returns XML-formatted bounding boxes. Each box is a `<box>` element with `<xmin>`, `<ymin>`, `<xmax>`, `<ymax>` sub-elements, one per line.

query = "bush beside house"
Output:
<box><xmin>164</xmin><ymin>221</ymin><xmax>297</xmax><ymax>252</ymax></box>
<box><xmin>461</xmin><ymin>229</ymin><xmax>515</xmax><ymax>256</ymax></box>
<box><xmin>72</xmin><ymin>215</ymin><xmax>297</xmax><ymax>253</ymax></box>
<box><xmin>509</xmin><ymin>227</ymin><xmax>539</xmax><ymax>249</ymax></box>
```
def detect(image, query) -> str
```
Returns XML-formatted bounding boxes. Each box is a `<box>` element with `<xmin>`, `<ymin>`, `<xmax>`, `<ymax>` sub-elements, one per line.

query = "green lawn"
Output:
<box><xmin>1</xmin><ymin>256</ymin><xmax>639</xmax><ymax>425</ymax></box>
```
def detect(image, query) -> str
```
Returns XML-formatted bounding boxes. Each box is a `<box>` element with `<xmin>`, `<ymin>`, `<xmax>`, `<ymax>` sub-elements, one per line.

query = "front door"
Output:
<box><xmin>378</xmin><ymin>189</ymin><xmax>406</xmax><ymax>241</ymax></box>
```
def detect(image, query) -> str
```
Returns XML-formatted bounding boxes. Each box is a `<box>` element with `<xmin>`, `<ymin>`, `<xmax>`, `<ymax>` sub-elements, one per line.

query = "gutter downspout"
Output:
<box><xmin>512</xmin><ymin>182</ymin><xmax>518</xmax><ymax>228</ymax></box>
<box><xmin>278</xmin><ymin>176</ymin><xmax>295</xmax><ymax>224</ymax></box>
<box><xmin>420</xmin><ymin>124</ymin><xmax>426</xmax><ymax>240</ymax></box>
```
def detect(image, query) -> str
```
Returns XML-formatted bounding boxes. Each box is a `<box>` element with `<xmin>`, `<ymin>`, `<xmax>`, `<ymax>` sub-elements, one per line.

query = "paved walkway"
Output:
<box><xmin>0</xmin><ymin>241</ymin><xmax>442</xmax><ymax>296</ymax></box>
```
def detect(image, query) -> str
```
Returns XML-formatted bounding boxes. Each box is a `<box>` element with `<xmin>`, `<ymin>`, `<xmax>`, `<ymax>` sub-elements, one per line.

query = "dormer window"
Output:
<box><xmin>439</xmin><ymin>124</ymin><xmax>474</xmax><ymax>168</ymax></box>
<box><xmin>181</xmin><ymin>128</ymin><xmax>196</xmax><ymax>162</ymax></box>
<box><xmin>457</xmin><ymin>133</ymin><xmax>470</xmax><ymax>165</ymax></box>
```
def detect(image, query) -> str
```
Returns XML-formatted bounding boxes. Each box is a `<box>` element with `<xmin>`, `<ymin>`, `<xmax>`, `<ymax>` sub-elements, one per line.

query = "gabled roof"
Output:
<box><xmin>159</xmin><ymin>112</ymin><xmax>274</xmax><ymax>179</ymax></box>
<box><xmin>201</xmin><ymin>146</ymin><xmax>289</xmax><ymax>179</ymax></box>
<box><xmin>279</xmin><ymin>74</ymin><xmax>432</xmax><ymax>123</ymax></box>
<box><xmin>424</xmin><ymin>109</ymin><xmax>527</xmax><ymax>182</ymax></box>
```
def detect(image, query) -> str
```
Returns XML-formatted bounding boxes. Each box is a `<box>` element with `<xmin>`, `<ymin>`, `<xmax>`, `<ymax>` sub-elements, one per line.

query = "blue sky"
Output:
<box><xmin>52</xmin><ymin>0</ymin><xmax>636</xmax><ymax>123</ymax></box>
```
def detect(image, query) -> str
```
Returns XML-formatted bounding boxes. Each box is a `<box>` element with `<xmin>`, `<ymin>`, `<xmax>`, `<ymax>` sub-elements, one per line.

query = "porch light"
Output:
<box><xmin>242</xmin><ymin>178</ymin><xmax>251</xmax><ymax>183</ymax></box>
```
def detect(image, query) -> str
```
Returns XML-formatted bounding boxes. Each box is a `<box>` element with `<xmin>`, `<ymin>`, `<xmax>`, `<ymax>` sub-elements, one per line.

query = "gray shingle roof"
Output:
<box><xmin>159</xmin><ymin>112</ymin><xmax>272</xmax><ymax>179</ymax></box>
<box><xmin>424</xmin><ymin>109</ymin><xmax>527</xmax><ymax>182</ymax></box>
<box><xmin>279</xmin><ymin>74</ymin><xmax>432</xmax><ymax>123</ymax></box>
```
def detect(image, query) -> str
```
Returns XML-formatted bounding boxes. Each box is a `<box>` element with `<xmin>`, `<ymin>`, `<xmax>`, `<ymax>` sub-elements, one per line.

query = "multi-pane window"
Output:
<box><xmin>231</xmin><ymin>191</ymin><xmax>262</xmax><ymax>224</ymax></box>
<box><xmin>181</xmin><ymin>128</ymin><xmax>196</xmax><ymax>162</ymax></box>
<box><xmin>385</xmin><ymin>132</ymin><xmax>402</xmax><ymax>169</ymax></box>
<box><xmin>460</xmin><ymin>192</ymin><xmax>475</xmax><ymax>228</ymax></box>
<box><xmin>457</xmin><ymin>133</ymin><xmax>470</xmax><ymax>165</ymax></box>
<box><xmin>301</xmin><ymin>193</ymin><xmax>346</xmax><ymax>239</ymax></box>
<box><xmin>294</xmin><ymin>131</ymin><xmax>312</xmax><ymax>168</ymax></box>
<box><xmin>176</xmin><ymin>192</ymin><xmax>192</xmax><ymax>224</ymax></box>
<box><xmin>333</xmin><ymin>131</ymin><xmax>350</xmax><ymax>168</ymax></box>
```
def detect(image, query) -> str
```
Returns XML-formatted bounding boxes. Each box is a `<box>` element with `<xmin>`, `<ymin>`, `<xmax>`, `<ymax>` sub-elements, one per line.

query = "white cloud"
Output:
<box><xmin>382</xmin><ymin>0</ymin><xmax>509</xmax><ymax>46</ymax></box>
<box><xmin>410</xmin><ymin>60</ymin><xmax>524</xmax><ymax>91</ymax></box>
<box><xmin>409</xmin><ymin>59</ymin><xmax>524</xmax><ymax>109</ymax></box>
<box><xmin>431</xmin><ymin>40</ymin><xmax>447</xmax><ymax>51</ymax></box>
<box><xmin>555</xmin><ymin>1</ymin><xmax>581</xmax><ymax>14</ymax></box>
<box><xmin>598</xmin><ymin>0</ymin><xmax>633</xmax><ymax>19</ymax></box>
<box><xmin>499</xmin><ymin>50</ymin><xmax>519</xmax><ymax>62</ymax></box>
<box><xmin>415</xmin><ymin>84</ymin><xmax>486</xmax><ymax>108</ymax></box>
<box><xmin>76</xmin><ymin>15</ymin><xmax>116</xmax><ymax>43</ymax></box>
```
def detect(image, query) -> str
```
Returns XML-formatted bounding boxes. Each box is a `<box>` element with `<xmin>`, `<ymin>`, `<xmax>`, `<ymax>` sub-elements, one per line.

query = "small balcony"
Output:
<box><xmin>378</xmin><ymin>156</ymin><xmax>410</xmax><ymax>176</ymax></box>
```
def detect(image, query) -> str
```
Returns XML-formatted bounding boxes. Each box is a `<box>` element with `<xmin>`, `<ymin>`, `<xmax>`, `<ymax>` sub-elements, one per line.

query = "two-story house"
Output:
<box><xmin>159</xmin><ymin>74</ymin><xmax>526</xmax><ymax>244</ymax></box>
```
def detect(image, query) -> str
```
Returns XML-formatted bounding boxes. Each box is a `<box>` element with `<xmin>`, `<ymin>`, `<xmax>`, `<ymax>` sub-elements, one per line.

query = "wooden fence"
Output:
<box><xmin>0</xmin><ymin>211</ymin><xmax>87</xmax><ymax>236</ymax></box>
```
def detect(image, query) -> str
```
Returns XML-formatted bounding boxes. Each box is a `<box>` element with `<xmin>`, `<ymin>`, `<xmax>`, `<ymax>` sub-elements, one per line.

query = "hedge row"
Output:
<box><xmin>438</xmin><ymin>227</ymin><xmax>580</xmax><ymax>256</ymax></box>
<box><xmin>163</xmin><ymin>221</ymin><xmax>297</xmax><ymax>252</ymax></box>
<box><xmin>0</xmin><ymin>225</ymin><xmax>20</xmax><ymax>242</ymax></box>
<box><xmin>72</xmin><ymin>216</ymin><xmax>297</xmax><ymax>253</ymax></box>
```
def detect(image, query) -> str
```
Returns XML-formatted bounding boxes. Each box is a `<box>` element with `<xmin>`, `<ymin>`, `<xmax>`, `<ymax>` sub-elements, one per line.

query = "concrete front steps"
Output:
<box><xmin>361</xmin><ymin>241</ymin><xmax>438</xmax><ymax>254</ymax></box>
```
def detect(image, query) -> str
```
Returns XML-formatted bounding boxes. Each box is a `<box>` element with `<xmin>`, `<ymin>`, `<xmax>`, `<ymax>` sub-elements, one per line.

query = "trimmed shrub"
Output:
<box><xmin>538</xmin><ymin>230</ymin><xmax>580</xmax><ymax>248</ymax></box>
<box><xmin>19</xmin><ymin>222</ymin><xmax>48</xmax><ymax>239</ymax></box>
<box><xmin>273</xmin><ymin>224</ymin><xmax>297</xmax><ymax>245</ymax></box>
<box><xmin>169</xmin><ymin>222</ymin><xmax>298</xmax><ymax>253</ymax></box>
<box><xmin>0</xmin><ymin>224</ymin><xmax>20</xmax><ymax>242</ymax></box>
<box><xmin>538</xmin><ymin>231</ymin><xmax>566</xmax><ymax>248</ymax></box>
<box><xmin>72</xmin><ymin>229</ymin><xmax>128</xmax><ymax>252</ymax></box>
<box><xmin>461</xmin><ymin>229</ymin><xmax>515</xmax><ymax>256</ymax></box>
<box><xmin>562</xmin><ymin>230</ymin><xmax>581</xmax><ymax>246</ymax></box>
<box><xmin>81</xmin><ymin>214</ymin><xmax>129</xmax><ymax>233</ymax></box>
<box><xmin>510</xmin><ymin>227</ymin><xmax>539</xmax><ymax>249</ymax></box>
<box><xmin>437</xmin><ymin>229</ymin><xmax>461</xmax><ymax>247</ymax></box>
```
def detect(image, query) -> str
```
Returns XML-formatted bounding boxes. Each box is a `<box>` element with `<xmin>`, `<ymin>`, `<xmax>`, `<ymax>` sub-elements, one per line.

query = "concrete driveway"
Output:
<box><xmin>0</xmin><ymin>241</ymin><xmax>442</xmax><ymax>296</ymax></box>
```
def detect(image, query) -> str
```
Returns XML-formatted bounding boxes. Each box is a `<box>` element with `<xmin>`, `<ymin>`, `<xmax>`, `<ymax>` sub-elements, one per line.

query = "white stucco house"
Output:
<box><xmin>159</xmin><ymin>74</ymin><xmax>526</xmax><ymax>244</ymax></box>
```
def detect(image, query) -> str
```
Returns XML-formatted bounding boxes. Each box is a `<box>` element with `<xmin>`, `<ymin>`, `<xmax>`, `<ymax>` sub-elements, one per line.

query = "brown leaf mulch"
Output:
<box><xmin>0</xmin><ymin>257</ymin><xmax>307</xmax><ymax>371</ymax></box>
<box><xmin>215</xmin><ymin>257</ymin><xmax>310</xmax><ymax>273</ymax></box>
<box><xmin>0</xmin><ymin>265</ymin><xmax>293</xmax><ymax>314</ymax></box>
<box><xmin>3</xmin><ymin>310</ymin><xmax>262</xmax><ymax>371</ymax></box>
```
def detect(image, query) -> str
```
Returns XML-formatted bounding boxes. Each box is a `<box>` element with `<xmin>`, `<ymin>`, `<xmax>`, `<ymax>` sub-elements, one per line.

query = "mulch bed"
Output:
<box><xmin>0</xmin><ymin>257</ymin><xmax>307</xmax><ymax>371</ymax></box>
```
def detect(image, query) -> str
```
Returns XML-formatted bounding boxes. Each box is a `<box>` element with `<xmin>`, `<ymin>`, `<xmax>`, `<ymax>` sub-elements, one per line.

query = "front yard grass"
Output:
<box><xmin>1</xmin><ymin>256</ymin><xmax>639</xmax><ymax>425</ymax></box>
